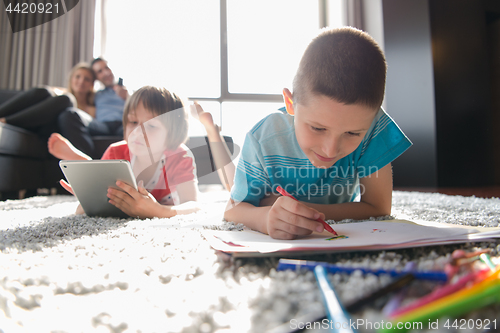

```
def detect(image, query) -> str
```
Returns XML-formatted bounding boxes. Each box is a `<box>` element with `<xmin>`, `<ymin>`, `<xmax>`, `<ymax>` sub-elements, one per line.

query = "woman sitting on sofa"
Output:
<box><xmin>0</xmin><ymin>62</ymin><xmax>96</xmax><ymax>140</ymax></box>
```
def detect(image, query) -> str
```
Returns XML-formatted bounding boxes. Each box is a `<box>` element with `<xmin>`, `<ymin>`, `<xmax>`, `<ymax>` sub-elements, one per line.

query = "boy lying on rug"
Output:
<box><xmin>224</xmin><ymin>27</ymin><xmax>412</xmax><ymax>240</ymax></box>
<box><xmin>49</xmin><ymin>86</ymin><xmax>235</xmax><ymax>219</ymax></box>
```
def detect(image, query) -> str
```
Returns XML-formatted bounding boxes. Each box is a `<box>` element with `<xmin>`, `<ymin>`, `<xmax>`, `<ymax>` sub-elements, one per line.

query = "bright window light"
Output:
<box><xmin>96</xmin><ymin>0</ymin><xmax>220</xmax><ymax>97</ymax></box>
<box><xmin>222</xmin><ymin>101</ymin><xmax>284</xmax><ymax>148</ymax></box>
<box><xmin>227</xmin><ymin>0</ymin><xmax>320</xmax><ymax>95</ymax></box>
<box><xmin>94</xmin><ymin>0</ymin><xmax>345</xmax><ymax>135</ymax></box>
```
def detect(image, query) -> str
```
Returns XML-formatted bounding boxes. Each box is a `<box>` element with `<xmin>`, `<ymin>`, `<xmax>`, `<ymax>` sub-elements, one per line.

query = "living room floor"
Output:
<box><xmin>394</xmin><ymin>186</ymin><xmax>500</xmax><ymax>199</ymax></box>
<box><xmin>4</xmin><ymin>186</ymin><xmax>500</xmax><ymax>202</ymax></box>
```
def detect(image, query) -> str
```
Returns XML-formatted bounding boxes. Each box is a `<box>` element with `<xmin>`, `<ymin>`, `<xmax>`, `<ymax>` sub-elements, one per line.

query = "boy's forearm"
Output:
<box><xmin>224</xmin><ymin>201</ymin><xmax>270</xmax><ymax>234</ymax></box>
<box><xmin>307</xmin><ymin>164</ymin><xmax>393</xmax><ymax>221</ymax></box>
<box><xmin>305</xmin><ymin>201</ymin><xmax>391</xmax><ymax>222</ymax></box>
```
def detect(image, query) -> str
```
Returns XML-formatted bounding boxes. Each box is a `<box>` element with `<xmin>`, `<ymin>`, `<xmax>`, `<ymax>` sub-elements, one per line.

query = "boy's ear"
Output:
<box><xmin>282</xmin><ymin>88</ymin><xmax>294</xmax><ymax>115</ymax></box>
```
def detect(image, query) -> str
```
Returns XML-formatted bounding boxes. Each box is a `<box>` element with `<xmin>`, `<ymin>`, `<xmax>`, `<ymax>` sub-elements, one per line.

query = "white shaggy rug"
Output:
<box><xmin>1</xmin><ymin>189</ymin><xmax>499</xmax><ymax>333</ymax></box>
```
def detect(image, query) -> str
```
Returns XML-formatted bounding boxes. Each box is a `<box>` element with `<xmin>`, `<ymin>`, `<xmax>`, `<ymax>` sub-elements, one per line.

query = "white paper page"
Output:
<box><xmin>203</xmin><ymin>220</ymin><xmax>481</xmax><ymax>253</ymax></box>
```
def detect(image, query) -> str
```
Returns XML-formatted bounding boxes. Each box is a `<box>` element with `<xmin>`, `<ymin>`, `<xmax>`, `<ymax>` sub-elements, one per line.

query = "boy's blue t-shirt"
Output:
<box><xmin>231</xmin><ymin>107</ymin><xmax>412</xmax><ymax>206</ymax></box>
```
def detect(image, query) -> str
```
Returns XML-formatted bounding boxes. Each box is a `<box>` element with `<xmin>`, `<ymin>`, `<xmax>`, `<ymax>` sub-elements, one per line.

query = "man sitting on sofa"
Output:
<box><xmin>57</xmin><ymin>58</ymin><xmax>129</xmax><ymax>158</ymax></box>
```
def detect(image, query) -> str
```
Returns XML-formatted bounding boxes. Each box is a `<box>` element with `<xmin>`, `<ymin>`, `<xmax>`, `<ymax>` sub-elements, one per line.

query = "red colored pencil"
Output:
<box><xmin>276</xmin><ymin>186</ymin><xmax>338</xmax><ymax>236</ymax></box>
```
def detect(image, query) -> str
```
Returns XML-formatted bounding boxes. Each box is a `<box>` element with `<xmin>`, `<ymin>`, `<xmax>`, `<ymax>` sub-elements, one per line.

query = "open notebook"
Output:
<box><xmin>202</xmin><ymin>219</ymin><xmax>500</xmax><ymax>257</ymax></box>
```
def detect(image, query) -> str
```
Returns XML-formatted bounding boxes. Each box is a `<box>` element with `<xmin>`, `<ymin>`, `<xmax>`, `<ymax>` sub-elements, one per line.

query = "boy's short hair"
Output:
<box><xmin>293</xmin><ymin>27</ymin><xmax>387</xmax><ymax>110</ymax></box>
<box><xmin>123</xmin><ymin>86</ymin><xmax>189</xmax><ymax>151</ymax></box>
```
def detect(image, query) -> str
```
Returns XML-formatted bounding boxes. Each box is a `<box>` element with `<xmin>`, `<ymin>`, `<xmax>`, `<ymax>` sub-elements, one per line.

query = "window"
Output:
<box><xmin>94</xmin><ymin>0</ymin><xmax>345</xmax><ymax>145</ymax></box>
<box><xmin>226</xmin><ymin>0</ymin><xmax>320</xmax><ymax>95</ymax></box>
<box><xmin>95</xmin><ymin>0</ymin><xmax>220</xmax><ymax>98</ymax></box>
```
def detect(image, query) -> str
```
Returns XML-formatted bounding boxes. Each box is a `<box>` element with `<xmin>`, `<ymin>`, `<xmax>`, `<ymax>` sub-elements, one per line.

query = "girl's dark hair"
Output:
<box><xmin>123</xmin><ymin>86</ymin><xmax>189</xmax><ymax>150</ymax></box>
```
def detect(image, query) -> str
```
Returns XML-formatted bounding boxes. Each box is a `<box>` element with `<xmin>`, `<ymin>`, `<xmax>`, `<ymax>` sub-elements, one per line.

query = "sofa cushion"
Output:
<box><xmin>185</xmin><ymin>136</ymin><xmax>235</xmax><ymax>185</ymax></box>
<box><xmin>0</xmin><ymin>154</ymin><xmax>46</xmax><ymax>191</ymax></box>
<box><xmin>0</xmin><ymin>122</ymin><xmax>47</xmax><ymax>159</ymax></box>
<box><xmin>0</xmin><ymin>90</ymin><xmax>21</xmax><ymax>105</ymax></box>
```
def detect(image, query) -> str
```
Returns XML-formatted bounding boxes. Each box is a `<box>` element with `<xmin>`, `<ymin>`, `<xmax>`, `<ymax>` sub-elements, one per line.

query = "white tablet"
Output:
<box><xmin>59</xmin><ymin>159</ymin><xmax>138</xmax><ymax>218</ymax></box>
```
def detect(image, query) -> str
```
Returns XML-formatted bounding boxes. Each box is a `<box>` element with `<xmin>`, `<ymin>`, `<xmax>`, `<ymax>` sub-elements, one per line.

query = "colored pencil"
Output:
<box><xmin>276</xmin><ymin>186</ymin><xmax>338</xmax><ymax>236</ymax></box>
<box><xmin>314</xmin><ymin>265</ymin><xmax>357</xmax><ymax>332</ymax></box>
<box><xmin>277</xmin><ymin>259</ymin><xmax>449</xmax><ymax>282</ymax></box>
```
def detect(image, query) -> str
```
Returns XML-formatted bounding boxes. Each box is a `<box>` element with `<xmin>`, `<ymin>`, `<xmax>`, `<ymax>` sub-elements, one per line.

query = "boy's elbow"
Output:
<box><xmin>381</xmin><ymin>207</ymin><xmax>391</xmax><ymax>217</ymax></box>
<box><xmin>224</xmin><ymin>198</ymin><xmax>244</xmax><ymax>222</ymax></box>
<box><xmin>224</xmin><ymin>203</ymin><xmax>236</xmax><ymax>221</ymax></box>
<box><xmin>364</xmin><ymin>197</ymin><xmax>392</xmax><ymax>218</ymax></box>
<box><xmin>376</xmin><ymin>204</ymin><xmax>391</xmax><ymax>217</ymax></box>
<box><xmin>364</xmin><ymin>201</ymin><xmax>391</xmax><ymax>218</ymax></box>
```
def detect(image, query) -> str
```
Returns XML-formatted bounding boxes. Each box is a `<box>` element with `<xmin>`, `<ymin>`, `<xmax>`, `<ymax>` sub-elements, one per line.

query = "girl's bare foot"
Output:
<box><xmin>47</xmin><ymin>133</ymin><xmax>91</xmax><ymax>160</ymax></box>
<box><xmin>191</xmin><ymin>101</ymin><xmax>215</xmax><ymax>128</ymax></box>
<box><xmin>0</xmin><ymin>118</ymin><xmax>6</xmax><ymax>124</ymax></box>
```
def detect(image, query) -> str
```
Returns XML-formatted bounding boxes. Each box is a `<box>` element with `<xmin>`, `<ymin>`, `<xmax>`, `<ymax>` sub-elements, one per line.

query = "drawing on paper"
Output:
<box><xmin>325</xmin><ymin>235</ymin><xmax>349</xmax><ymax>241</ymax></box>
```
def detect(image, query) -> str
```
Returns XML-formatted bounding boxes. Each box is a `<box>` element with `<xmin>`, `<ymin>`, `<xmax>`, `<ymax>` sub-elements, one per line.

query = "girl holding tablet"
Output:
<box><xmin>49</xmin><ymin>86</ymin><xmax>234</xmax><ymax>218</ymax></box>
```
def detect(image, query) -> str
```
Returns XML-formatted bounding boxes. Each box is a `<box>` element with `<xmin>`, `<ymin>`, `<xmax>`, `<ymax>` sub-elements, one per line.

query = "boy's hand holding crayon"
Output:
<box><xmin>266</xmin><ymin>192</ymin><xmax>326</xmax><ymax>240</ymax></box>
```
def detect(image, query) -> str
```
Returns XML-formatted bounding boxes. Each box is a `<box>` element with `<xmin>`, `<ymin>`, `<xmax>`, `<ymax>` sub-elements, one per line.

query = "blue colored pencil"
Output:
<box><xmin>278</xmin><ymin>259</ymin><xmax>449</xmax><ymax>282</ymax></box>
<box><xmin>314</xmin><ymin>265</ymin><xmax>357</xmax><ymax>333</ymax></box>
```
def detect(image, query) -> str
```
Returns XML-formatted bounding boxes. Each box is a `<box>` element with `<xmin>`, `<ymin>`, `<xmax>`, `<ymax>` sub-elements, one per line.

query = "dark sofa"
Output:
<box><xmin>0</xmin><ymin>90</ymin><xmax>235</xmax><ymax>200</ymax></box>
